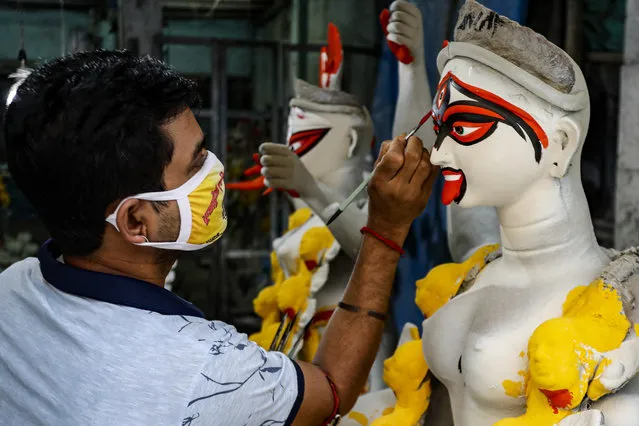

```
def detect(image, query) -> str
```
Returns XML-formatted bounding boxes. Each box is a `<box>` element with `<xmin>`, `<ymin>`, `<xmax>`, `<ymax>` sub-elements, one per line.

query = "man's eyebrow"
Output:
<box><xmin>191</xmin><ymin>136</ymin><xmax>207</xmax><ymax>163</ymax></box>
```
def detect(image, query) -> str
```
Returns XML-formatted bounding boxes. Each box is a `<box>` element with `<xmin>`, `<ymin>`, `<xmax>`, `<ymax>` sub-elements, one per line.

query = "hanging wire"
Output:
<box><xmin>60</xmin><ymin>0</ymin><xmax>66</xmax><ymax>56</ymax></box>
<box><xmin>205</xmin><ymin>0</ymin><xmax>223</xmax><ymax>18</ymax></box>
<box><xmin>18</xmin><ymin>0</ymin><xmax>26</xmax><ymax>67</ymax></box>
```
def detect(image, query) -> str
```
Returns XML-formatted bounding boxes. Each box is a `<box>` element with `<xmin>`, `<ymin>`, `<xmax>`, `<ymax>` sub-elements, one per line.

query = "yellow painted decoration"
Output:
<box><xmin>502</xmin><ymin>370</ymin><xmax>528</xmax><ymax>399</ymax></box>
<box><xmin>495</xmin><ymin>279</ymin><xmax>631</xmax><ymax>426</ymax></box>
<box><xmin>415</xmin><ymin>244</ymin><xmax>500</xmax><ymax>317</ymax></box>
<box><xmin>503</xmin><ymin>381</ymin><xmax>524</xmax><ymax>399</ymax></box>
<box><xmin>409</xmin><ymin>327</ymin><xmax>420</xmax><ymax>341</ymax></box>
<box><xmin>348</xmin><ymin>411</ymin><xmax>369</xmax><ymax>426</ymax></box>
<box><xmin>253</xmin><ymin>285</ymin><xmax>280</xmax><ymax>325</ymax></box>
<box><xmin>249</xmin><ymin>322</ymin><xmax>281</xmax><ymax>350</ymax></box>
<box><xmin>587</xmin><ymin>358</ymin><xmax>612</xmax><ymax>401</ymax></box>
<box><xmin>288</xmin><ymin>207</ymin><xmax>313</xmax><ymax>231</ymax></box>
<box><xmin>277</xmin><ymin>262</ymin><xmax>312</xmax><ymax>313</ymax></box>
<box><xmin>249</xmin><ymin>207</ymin><xmax>339</xmax><ymax>356</ymax></box>
<box><xmin>299</xmin><ymin>226</ymin><xmax>336</xmax><ymax>267</ymax></box>
<box><xmin>270</xmin><ymin>251</ymin><xmax>285</xmax><ymax>287</ymax></box>
<box><xmin>299</xmin><ymin>327</ymin><xmax>320</xmax><ymax>362</ymax></box>
<box><xmin>371</xmin><ymin>335</ymin><xmax>431</xmax><ymax>426</ymax></box>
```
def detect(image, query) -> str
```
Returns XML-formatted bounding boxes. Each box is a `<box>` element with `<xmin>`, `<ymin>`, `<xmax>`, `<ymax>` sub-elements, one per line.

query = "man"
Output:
<box><xmin>0</xmin><ymin>50</ymin><xmax>436</xmax><ymax>425</ymax></box>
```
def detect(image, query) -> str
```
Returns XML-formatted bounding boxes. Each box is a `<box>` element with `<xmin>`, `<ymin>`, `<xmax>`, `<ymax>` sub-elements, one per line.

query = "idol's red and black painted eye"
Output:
<box><xmin>433</xmin><ymin>71</ymin><xmax>549</xmax><ymax>162</ymax></box>
<box><xmin>449</xmin><ymin>121</ymin><xmax>497</xmax><ymax>144</ymax></box>
<box><xmin>287</xmin><ymin>128</ymin><xmax>331</xmax><ymax>157</ymax></box>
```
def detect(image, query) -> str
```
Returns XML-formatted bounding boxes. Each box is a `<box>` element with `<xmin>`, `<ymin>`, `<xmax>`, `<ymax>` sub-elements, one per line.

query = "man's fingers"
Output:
<box><xmin>411</xmin><ymin>149</ymin><xmax>433</xmax><ymax>185</ymax></box>
<box><xmin>422</xmin><ymin>164</ymin><xmax>439</xmax><ymax>191</ymax></box>
<box><xmin>397</xmin><ymin>136</ymin><xmax>424</xmax><ymax>182</ymax></box>
<box><xmin>375</xmin><ymin>137</ymin><xmax>406</xmax><ymax>180</ymax></box>
<box><xmin>374</xmin><ymin>140</ymin><xmax>392</xmax><ymax>168</ymax></box>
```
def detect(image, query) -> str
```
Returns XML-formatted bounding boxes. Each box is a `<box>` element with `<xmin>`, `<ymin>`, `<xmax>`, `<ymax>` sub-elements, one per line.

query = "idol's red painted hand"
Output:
<box><xmin>367</xmin><ymin>135</ymin><xmax>437</xmax><ymax>243</ymax></box>
<box><xmin>381</xmin><ymin>1</ymin><xmax>424</xmax><ymax>65</ymax></box>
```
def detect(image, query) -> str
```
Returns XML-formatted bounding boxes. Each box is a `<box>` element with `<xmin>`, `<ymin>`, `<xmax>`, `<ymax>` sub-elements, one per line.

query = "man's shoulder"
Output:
<box><xmin>0</xmin><ymin>257</ymin><xmax>41</xmax><ymax>286</ymax></box>
<box><xmin>167</xmin><ymin>318</ymin><xmax>259</xmax><ymax>357</ymax></box>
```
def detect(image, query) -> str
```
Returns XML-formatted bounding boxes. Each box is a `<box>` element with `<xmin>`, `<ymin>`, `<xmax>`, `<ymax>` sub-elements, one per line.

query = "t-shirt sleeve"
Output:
<box><xmin>182</xmin><ymin>321</ymin><xmax>304</xmax><ymax>426</ymax></box>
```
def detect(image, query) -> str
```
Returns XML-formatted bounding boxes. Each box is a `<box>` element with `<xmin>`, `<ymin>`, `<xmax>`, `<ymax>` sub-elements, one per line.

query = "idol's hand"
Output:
<box><xmin>588</xmin><ymin>336</ymin><xmax>639</xmax><ymax>400</ymax></box>
<box><xmin>367</xmin><ymin>135</ymin><xmax>437</xmax><ymax>243</ymax></box>
<box><xmin>558</xmin><ymin>410</ymin><xmax>604</xmax><ymax>426</ymax></box>
<box><xmin>258</xmin><ymin>142</ymin><xmax>321</xmax><ymax>199</ymax></box>
<box><xmin>387</xmin><ymin>0</ymin><xmax>424</xmax><ymax>63</ymax></box>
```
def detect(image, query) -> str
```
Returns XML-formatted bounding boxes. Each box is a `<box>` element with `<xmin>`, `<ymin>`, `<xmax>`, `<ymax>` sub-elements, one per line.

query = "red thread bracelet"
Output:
<box><xmin>321</xmin><ymin>372</ymin><xmax>341</xmax><ymax>425</ymax></box>
<box><xmin>360</xmin><ymin>226</ymin><xmax>405</xmax><ymax>256</ymax></box>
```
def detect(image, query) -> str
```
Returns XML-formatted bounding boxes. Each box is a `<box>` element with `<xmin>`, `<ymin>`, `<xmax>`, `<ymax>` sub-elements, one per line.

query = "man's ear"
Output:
<box><xmin>549</xmin><ymin>117</ymin><xmax>580</xmax><ymax>179</ymax></box>
<box><xmin>114</xmin><ymin>199</ymin><xmax>151</xmax><ymax>245</ymax></box>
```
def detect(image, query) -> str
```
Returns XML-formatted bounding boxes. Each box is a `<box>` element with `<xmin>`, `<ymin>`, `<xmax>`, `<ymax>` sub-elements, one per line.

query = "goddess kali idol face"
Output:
<box><xmin>430</xmin><ymin>61</ymin><xmax>551</xmax><ymax>208</ymax></box>
<box><xmin>286</xmin><ymin>105</ymin><xmax>353</xmax><ymax>181</ymax></box>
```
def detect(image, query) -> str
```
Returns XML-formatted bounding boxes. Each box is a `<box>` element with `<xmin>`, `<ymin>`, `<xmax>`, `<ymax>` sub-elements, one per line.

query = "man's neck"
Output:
<box><xmin>64</xmin><ymin>239</ymin><xmax>175</xmax><ymax>287</ymax></box>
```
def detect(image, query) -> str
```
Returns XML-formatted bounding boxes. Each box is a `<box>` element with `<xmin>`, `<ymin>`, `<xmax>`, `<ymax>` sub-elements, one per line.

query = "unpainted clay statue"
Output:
<box><xmin>228</xmin><ymin>24</ymin><xmax>394</xmax><ymax>391</ymax></box>
<box><xmin>416</xmin><ymin>1</ymin><xmax>639</xmax><ymax>425</ymax></box>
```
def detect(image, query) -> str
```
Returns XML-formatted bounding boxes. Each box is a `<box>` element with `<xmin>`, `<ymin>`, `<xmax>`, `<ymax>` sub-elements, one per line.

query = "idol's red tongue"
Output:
<box><xmin>442</xmin><ymin>175</ymin><xmax>463</xmax><ymax>205</ymax></box>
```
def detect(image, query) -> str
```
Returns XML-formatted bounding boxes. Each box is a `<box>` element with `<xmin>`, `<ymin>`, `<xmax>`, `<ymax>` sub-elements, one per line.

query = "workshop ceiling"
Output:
<box><xmin>2</xmin><ymin>0</ymin><xmax>281</xmax><ymax>20</ymax></box>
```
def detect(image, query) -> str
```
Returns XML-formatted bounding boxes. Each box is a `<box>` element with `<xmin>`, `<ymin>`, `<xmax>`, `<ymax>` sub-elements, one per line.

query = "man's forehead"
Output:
<box><xmin>163</xmin><ymin>109</ymin><xmax>203</xmax><ymax>144</ymax></box>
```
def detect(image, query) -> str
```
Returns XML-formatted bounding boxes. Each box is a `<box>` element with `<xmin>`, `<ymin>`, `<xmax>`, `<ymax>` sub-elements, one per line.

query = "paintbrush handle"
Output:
<box><xmin>335</xmin><ymin>122</ymin><xmax>420</xmax><ymax>212</ymax></box>
<box><xmin>336</xmin><ymin>172</ymin><xmax>373</xmax><ymax>212</ymax></box>
<box><xmin>328</xmin><ymin>116</ymin><xmax>430</xmax><ymax>226</ymax></box>
<box><xmin>405</xmin><ymin>124</ymin><xmax>420</xmax><ymax>139</ymax></box>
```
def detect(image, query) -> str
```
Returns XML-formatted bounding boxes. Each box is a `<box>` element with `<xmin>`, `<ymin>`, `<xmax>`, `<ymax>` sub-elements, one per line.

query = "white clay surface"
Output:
<box><xmin>421</xmin><ymin>46</ymin><xmax>639</xmax><ymax>425</ymax></box>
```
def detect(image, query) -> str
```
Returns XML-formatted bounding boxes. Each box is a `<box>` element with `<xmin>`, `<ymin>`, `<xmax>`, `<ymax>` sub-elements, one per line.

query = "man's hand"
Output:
<box><xmin>259</xmin><ymin>142</ymin><xmax>320</xmax><ymax>198</ymax></box>
<box><xmin>367</xmin><ymin>135</ymin><xmax>437</xmax><ymax>242</ymax></box>
<box><xmin>386</xmin><ymin>0</ymin><xmax>424</xmax><ymax>63</ymax></box>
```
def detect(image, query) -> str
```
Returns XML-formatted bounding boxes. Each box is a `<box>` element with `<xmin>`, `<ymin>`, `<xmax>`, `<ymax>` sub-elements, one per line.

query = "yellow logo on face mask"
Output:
<box><xmin>202</xmin><ymin>171</ymin><xmax>225</xmax><ymax>226</ymax></box>
<box><xmin>188</xmin><ymin>170</ymin><xmax>227</xmax><ymax>246</ymax></box>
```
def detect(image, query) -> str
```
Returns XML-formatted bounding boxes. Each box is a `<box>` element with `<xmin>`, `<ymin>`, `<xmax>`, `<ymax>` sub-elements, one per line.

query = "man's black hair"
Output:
<box><xmin>3</xmin><ymin>50</ymin><xmax>201</xmax><ymax>256</ymax></box>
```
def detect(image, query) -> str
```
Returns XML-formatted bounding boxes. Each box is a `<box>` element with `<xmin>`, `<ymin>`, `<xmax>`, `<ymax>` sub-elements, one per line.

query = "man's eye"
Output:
<box><xmin>453</xmin><ymin>126</ymin><xmax>464</xmax><ymax>135</ymax></box>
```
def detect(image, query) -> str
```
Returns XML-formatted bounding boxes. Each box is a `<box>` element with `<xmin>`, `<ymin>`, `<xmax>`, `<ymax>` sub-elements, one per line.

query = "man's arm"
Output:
<box><xmin>291</xmin><ymin>135</ymin><xmax>437</xmax><ymax>424</ymax></box>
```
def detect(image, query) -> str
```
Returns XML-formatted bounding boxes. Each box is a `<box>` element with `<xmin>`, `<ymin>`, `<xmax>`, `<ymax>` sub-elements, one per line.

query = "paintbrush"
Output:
<box><xmin>326</xmin><ymin>111</ymin><xmax>433</xmax><ymax>226</ymax></box>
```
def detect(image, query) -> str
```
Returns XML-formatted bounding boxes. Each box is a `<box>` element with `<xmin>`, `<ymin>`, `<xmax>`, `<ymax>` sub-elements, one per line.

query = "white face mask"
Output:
<box><xmin>106</xmin><ymin>151</ymin><xmax>227</xmax><ymax>251</ymax></box>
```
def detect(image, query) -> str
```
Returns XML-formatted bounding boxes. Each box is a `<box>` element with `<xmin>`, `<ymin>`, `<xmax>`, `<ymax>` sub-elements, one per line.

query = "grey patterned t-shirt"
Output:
<box><xmin>0</xmin><ymin>256</ymin><xmax>303</xmax><ymax>425</ymax></box>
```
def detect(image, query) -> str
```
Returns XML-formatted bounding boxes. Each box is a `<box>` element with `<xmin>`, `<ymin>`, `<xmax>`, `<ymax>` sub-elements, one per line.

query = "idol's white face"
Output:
<box><xmin>286</xmin><ymin>104</ymin><xmax>354</xmax><ymax>182</ymax></box>
<box><xmin>430</xmin><ymin>58</ymin><xmax>556</xmax><ymax>208</ymax></box>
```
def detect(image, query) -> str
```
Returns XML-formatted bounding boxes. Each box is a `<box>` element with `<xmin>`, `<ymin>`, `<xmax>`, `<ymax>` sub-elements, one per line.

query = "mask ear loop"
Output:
<box><xmin>143</xmin><ymin>236</ymin><xmax>150</xmax><ymax>243</ymax></box>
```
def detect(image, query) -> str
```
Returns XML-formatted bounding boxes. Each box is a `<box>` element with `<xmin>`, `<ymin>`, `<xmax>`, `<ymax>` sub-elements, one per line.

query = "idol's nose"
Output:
<box><xmin>429</xmin><ymin>136</ymin><xmax>453</xmax><ymax>167</ymax></box>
